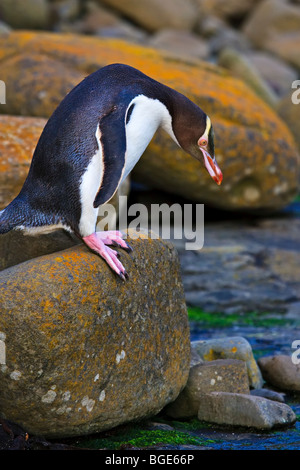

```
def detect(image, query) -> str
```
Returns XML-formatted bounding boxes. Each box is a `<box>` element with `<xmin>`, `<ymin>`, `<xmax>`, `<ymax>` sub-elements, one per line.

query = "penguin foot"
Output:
<box><xmin>83</xmin><ymin>231</ymin><xmax>131</xmax><ymax>280</ymax></box>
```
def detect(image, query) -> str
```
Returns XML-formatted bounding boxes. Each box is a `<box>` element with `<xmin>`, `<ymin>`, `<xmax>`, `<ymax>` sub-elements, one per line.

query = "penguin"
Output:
<box><xmin>0</xmin><ymin>63</ymin><xmax>222</xmax><ymax>280</ymax></box>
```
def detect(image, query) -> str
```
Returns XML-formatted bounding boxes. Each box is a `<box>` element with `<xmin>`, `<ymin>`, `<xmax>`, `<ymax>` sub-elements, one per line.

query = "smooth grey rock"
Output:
<box><xmin>258</xmin><ymin>355</ymin><xmax>300</xmax><ymax>392</ymax></box>
<box><xmin>250</xmin><ymin>388</ymin><xmax>286</xmax><ymax>403</ymax></box>
<box><xmin>197</xmin><ymin>392</ymin><xmax>296</xmax><ymax>429</ymax></box>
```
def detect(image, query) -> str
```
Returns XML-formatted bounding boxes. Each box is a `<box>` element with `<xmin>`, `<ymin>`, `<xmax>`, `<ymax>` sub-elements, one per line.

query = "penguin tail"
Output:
<box><xmin>0</xmin><ymin>198</ymin><xmax>26</xmax><ymax>234</ymax></box>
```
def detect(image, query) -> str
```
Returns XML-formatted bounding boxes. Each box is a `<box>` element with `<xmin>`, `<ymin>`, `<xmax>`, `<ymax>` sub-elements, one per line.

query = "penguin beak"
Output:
<box><xmin>200</xmin><ymin>148</ymin><xmax>223</xmax><ymax>185</ymax></box>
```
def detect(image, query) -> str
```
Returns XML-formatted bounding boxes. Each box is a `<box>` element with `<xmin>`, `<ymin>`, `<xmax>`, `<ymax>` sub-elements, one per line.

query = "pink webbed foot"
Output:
<box><xmin>83</xmin><ymin>231</ymin><xmax>132</xmax><ymax>280</ymax></box>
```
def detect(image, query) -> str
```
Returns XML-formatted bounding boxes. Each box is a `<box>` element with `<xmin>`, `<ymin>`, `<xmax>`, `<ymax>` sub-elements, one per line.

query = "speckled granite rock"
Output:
<box><xmin>0</xmin><ymin>230</ymin><xmax>190</xmax><ymax>438</ymax></box>
<box><xmin>192</xmin><ymin>336</ymin><xmax>263</xmax><ymax>389</ymax></box>
<box><xmin>165</xmin><ymin>359</ymin><xmax>249</xmax><ymax>419</ymax></box>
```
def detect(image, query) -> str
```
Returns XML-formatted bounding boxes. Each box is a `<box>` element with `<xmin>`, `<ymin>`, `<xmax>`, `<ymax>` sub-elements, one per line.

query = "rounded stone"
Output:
<box><xmin>0</xmin><ymin>232</ymin><xmax>190</xmax><ymax>438</ymax></box>
<box><xmin>258</xmin><ymin>355</ymin><xmax>300</xmax><ymax>392</ymax></box>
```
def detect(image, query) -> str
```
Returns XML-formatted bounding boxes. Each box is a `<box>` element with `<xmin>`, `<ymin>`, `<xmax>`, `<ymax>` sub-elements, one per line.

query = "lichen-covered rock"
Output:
<box><xmin>0</xmin><ymin>115</ymin><xmax>46</xmax><ymax>208</ymax></box>
<box><xmin>0</xmin><ymin>53</ymin><xmax>84</xmax><ymax>117</ymax></box>
<box><xmin>0</xmin><ymin>31</ymin><xmax>298</xmax><ymax>211</ymax></box>
<box><xmin>0</xmin><ymin>230</ymin><xmax>190</xmax><ymax>438</ymax></box>
<box><xmin>192</xmin><ymin>337</ymin><xmax>263</xmax><ymax>389</ymax></box>
<box><xmin>0</xmin><ymin>229</ymin><xmax>80</xmax><ymax>272</ymax></box>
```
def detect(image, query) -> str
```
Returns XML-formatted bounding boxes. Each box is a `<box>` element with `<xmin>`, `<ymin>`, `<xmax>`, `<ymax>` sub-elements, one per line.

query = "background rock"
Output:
<box><xmin>99</xmin><ymin>0</ymin><xmax>198</xmax><ymax>32</ymax></box>
<box><xmin>171</xmin><ymin>216</ymin><xmax>300</xmax><ymax>316</ymax></box>
<box><xmin>258</xmin><ymin>355</ymin><xmax>300</xmax><ymax>392</ymax></box>
<box><xmin>242</xmin><ymin>0</ymin><xmax>300</xmax><ymax>70</ymax></box>
<box><xmin>218</xmin><ymin>48</ymin><xmax>277</xmax><ymax>107</ymax></box>
<box><xmin>0</xmin><ymin>231</ymin><xmax>190</xmax><ymax>438</ymax></box>
<box><xmin>250</xmin><ymin>388</ymin><xmax>286</xmax><ymax>403</ymax></box>
<box><xmin>0</xmin><ymin>0</ymin><xmax>50</xmax><ymax>29</ymax></box>
<box><xmin>247</xmin><ymin>52</ymin><xmax>298</xmax><ymax>99</ymax></box>
<box><xmin>149</xmin><ymin>29</ymin><xmax>209</xmax><ymax>60</ymax></box>
<box><xmin>196</xmin><ymin>0</ymin><xmax>260</xmax><ymax>22</ymax></box>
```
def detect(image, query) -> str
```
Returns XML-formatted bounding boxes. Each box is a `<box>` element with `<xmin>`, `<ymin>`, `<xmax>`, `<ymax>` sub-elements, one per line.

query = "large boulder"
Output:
<box><xmin>0</xmin><ymin>230</ymin><xmax>190</xmax><ymax>438</ymax></box>
<box><xmin>0</xmin><ymin>31</ymin><xmax>299</xmax><ymax>211</ymax></box>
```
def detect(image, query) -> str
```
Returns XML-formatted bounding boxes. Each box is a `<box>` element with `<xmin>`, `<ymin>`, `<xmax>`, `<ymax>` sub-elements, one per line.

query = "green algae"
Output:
<box><xmin>74</xmin><ymin>424</ymin><xmax>209</xmax><ymax>450</ymax></box>
<box><xmin>187</xmin><ymin>307</ymin><xmax>296</xmax><ymax>328</ymax></box>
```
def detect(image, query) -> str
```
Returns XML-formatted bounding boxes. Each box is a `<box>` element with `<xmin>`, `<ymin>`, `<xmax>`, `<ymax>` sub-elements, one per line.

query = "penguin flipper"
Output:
<box><xmin>93</xmin><ymin>105</ymin><xmax>127</xmax><ymax>208</ymax></box>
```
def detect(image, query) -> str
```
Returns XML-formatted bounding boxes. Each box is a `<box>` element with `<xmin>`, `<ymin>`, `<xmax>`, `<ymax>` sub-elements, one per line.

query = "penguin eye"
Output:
<box><xmin>198</xmin><ymin>138</ymin><xmax>207</xmax><ymax>147</ymax></box>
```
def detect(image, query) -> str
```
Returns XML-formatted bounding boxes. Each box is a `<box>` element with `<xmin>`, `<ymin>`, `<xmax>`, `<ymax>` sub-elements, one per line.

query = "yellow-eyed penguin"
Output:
<box><xmin>0</xmin><ymin>63</ymin><xmax>223</xmax><ymax>280</ymax></box>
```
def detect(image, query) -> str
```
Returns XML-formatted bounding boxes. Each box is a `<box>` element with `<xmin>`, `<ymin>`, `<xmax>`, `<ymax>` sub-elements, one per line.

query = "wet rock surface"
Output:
<box><xmin>171</xmin><ymin>211</ymin><xmax>300</xmax><ymax>317</ymax></box>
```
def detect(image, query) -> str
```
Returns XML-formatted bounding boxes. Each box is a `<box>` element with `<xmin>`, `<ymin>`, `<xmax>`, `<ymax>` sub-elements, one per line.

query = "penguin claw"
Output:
<box><xmin>118</xmin><ymin>271</ymin><xmax>127</xmax><ymax>281</ymax></box>
<box><xmin>83</xmin><ymin>232</ymin><xmax>129</xmax><ymax>281</ymax></box>
<box><xmin>110</xmin><ymin>237</ymin><xmax>133</xmax><ymax>254</ymax></box>
<box><xmin>123</xmin><ymin>243</ymin><xmax>133</xmax><ymax>253</ymax></box>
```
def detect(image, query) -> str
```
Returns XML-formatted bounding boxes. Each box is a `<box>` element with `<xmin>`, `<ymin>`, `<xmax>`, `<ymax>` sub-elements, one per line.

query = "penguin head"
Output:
<box><xmin>171</xmin><ymin>102</ymin><xmax>223</xmax><ymax>185</ymax></box>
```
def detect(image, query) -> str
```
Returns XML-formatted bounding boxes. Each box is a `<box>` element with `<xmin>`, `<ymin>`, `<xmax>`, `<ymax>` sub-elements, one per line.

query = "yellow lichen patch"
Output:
<box><xmin>0</xmin><ymin>115</ymin><xmax>46</xmax><ymax>208</ymax></box>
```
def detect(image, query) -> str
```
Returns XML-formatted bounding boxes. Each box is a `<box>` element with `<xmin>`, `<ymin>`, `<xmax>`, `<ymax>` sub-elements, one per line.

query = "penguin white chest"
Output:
<box><xmin>78</xmin><ymin>125</ymin><xmax>104</xmax><ymax>236</ymax></box>
<box><xmin>121</xmin><ymin>95</ymin><xmax>174</xmax><ymax>182</ymax></box>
